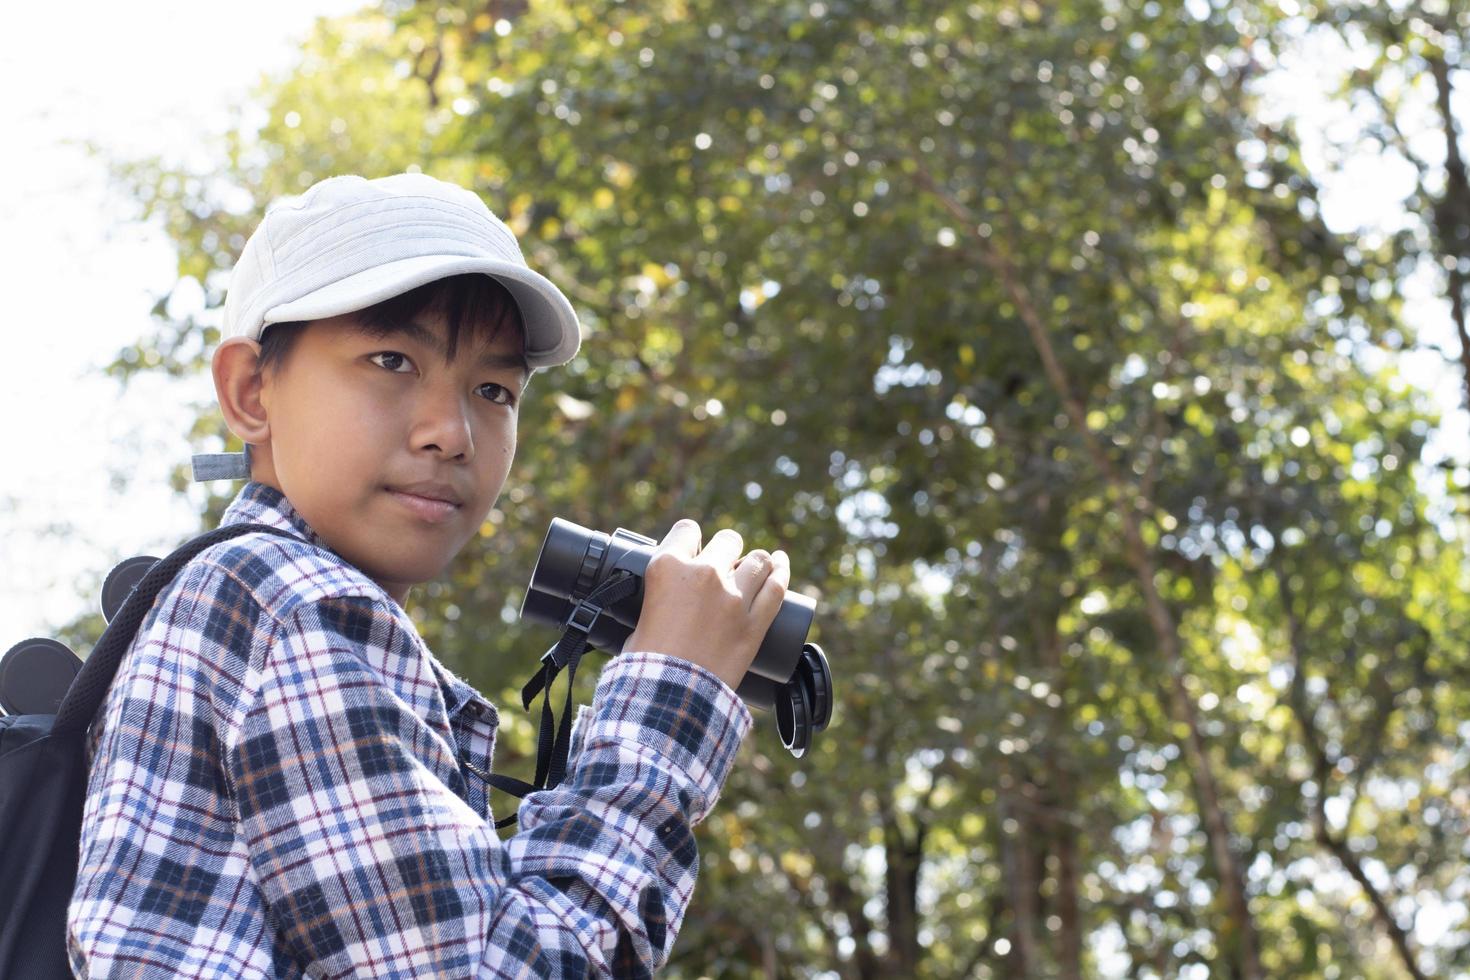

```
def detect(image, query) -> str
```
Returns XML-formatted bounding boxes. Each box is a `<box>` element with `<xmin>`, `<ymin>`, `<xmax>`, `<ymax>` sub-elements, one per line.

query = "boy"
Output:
<box><xmin>68</xmin><ymin>173</ymin><xmax>789</xmax><ymax>977</ymax></box>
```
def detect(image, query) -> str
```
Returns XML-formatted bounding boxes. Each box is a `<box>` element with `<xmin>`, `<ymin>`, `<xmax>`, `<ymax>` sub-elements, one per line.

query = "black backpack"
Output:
<box><xmin>0</xmin><ymin>522</ymin><xmax>294</xmax><ymax>979</ymax></box>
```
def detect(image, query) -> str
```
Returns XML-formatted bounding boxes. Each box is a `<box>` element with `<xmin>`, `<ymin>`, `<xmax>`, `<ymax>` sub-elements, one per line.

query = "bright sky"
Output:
<box><xmin>0</xmin><ymin>0</ymin><xmax>364</xmax><ymax>640</ymax></box>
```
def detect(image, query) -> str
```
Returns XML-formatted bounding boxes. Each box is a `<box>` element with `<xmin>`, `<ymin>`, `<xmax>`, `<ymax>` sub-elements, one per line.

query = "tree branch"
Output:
<box><xmin>1272</xmin><ymin>561</ymin><xmax>1428</xmax><ymax>980</ymax></box>
<box><xmin>1427</xmin><ymin>53</ymin><xmax>1470</xmax><ymax>428</ymax></box>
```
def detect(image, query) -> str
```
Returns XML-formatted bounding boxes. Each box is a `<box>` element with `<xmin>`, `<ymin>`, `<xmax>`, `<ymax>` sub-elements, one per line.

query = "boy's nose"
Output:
<box><xmin>413</xmin><ymin>391</ymin><xmax>475</xmax><ymax>460</ymax></box>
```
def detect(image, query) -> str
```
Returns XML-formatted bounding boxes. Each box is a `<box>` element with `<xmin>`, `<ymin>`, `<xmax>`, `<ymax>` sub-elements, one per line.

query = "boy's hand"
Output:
<box><xmin>624</xmin><ymin>519</ymin><xmax>790</xmax><ymax>690</ymax></box>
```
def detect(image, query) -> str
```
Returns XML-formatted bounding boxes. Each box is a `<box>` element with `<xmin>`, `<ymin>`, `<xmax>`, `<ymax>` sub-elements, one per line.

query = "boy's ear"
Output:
<box><xmin>212</xmin><ymin>337</ymin><xmax>271</xmax><ymax>445</ymax></box>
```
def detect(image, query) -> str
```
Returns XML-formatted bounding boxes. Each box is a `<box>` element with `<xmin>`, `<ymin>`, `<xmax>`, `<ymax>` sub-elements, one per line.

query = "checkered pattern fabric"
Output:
<box><xmin>68</xmin><ymin>482</ymin><xmax>751</xmax><ymax>978</ymax></box>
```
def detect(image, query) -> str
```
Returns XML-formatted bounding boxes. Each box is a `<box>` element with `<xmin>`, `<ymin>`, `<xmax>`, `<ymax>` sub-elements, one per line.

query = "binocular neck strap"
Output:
<box><xmin>478</xmin><ymin>570</ymin><xmax>639</xmax><ymax>830</ymax></box>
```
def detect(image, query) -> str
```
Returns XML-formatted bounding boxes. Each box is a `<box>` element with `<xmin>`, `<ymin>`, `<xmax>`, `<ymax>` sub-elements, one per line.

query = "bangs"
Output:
<box><xmin>353</xmin><ymin>274</ymin><xmax>526</xmax><ymax>361</ymax></box>
<box><xmin>255</xmin><ymin>273</ymin><xmax>528</xmax><ymax>377</ymax></box>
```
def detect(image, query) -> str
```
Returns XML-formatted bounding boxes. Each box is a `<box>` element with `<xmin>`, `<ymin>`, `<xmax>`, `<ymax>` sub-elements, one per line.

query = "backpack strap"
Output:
<box><xmin>51</xmin><ymin>522</ymin><xmax>299</xmax><ymax>736</ymax></box>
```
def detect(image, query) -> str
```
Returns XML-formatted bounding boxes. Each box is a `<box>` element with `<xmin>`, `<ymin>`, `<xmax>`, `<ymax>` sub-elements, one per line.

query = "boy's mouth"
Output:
<box><xmin>386</xmin><ymin>483</ymin><xmax>464</xmax><ymax>523</ymax></box>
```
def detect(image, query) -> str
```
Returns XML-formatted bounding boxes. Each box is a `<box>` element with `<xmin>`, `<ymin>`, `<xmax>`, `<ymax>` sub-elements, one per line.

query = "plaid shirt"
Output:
<box><xmin>69</xmin><ymin>482</ymin><xmax>751</xmax><ymax>978</ymax></box>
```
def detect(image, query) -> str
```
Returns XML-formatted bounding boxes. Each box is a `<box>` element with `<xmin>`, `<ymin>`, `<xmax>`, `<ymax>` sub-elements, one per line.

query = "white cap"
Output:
<box><xmin>222</xmin><ymin>173</ymin><xmax>581</xmax><ymax>368</ymax></box>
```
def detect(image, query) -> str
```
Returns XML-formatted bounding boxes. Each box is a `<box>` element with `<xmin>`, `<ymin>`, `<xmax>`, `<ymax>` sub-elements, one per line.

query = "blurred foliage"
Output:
<box><xmin>93</xmin><ymin>0</ymin><xmax>1470</xmax><ymax>976</ymax></box>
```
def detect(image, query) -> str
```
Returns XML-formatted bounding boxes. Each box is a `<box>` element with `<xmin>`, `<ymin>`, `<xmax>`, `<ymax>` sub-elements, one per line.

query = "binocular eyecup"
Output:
<box><xmin>521</xmin><ymin>518</ymin><xmax>833</xmax><ymax>757</ymax></box>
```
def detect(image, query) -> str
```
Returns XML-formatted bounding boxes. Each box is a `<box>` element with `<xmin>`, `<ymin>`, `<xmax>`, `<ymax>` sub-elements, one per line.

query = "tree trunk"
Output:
<box><xmin>882</xmin><ymin>813</ymin><xmax>925</xmax><ymax>976</ymax></box>
<box><xmin>1050</xmin><ymin>791</ymin><xmax>1083</xmax><ymax>979</ymax></box>
<box><xmin>1000</xmin><ymin>787</ymin><xmax>1040</xmax><ymax>977</ymax></box>
<box><xmin>1428</xmin><ymin>52</ymin><xmax>1470</xmax><ymax>429</ymax></box>
<box><xmin>1038</xmin><ymin>615</ymin><xmax>1083</xmax><ymax>980</ymax></box>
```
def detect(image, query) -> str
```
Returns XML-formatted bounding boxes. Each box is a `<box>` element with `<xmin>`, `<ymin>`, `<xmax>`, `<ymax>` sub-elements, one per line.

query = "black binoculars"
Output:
<box><xmin>520</xmin><ymin>519</ymin><xmax>833</xmax><ymax>756</ymax></box>
<box><xmin>0</xmin><ymin>556</ymin><xmax>157</xmax><ymax>716</ymax></box>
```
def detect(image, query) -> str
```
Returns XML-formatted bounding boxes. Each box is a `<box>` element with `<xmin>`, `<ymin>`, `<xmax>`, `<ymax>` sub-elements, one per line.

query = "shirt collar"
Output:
<box><xmin>219</xmin><ymin>481</ymin><xmax>332</xmax><ymax>551</ymax></box>
<box><xmin>220</xmin><ymin>481</ymin><xmax>498</xmax><ymax>728</ymax></box>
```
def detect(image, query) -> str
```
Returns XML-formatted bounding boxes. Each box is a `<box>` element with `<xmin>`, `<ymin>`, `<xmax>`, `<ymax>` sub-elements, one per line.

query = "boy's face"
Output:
<box><xmin>256</xmin><ymin>308</ymin><xmax>528</xmax><ymax>602</ymax></box>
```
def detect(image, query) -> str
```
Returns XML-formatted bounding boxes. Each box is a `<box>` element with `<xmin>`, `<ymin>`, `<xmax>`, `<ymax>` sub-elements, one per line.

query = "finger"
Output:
<box><xmin>749</xmin><ymin>550</ymin><xmax>791</xmax><ymax>621</ymax></box>
<box><xmin>699</xmin><ymin>527</ymin><xmax>744</xmax><ymax>569</ymax></box>
<box><xmin>656</xmin><ymin>518</ymin><xmax>702</xmax><ymax>559</ymax></box>
<box><xmin>732</xmin><ymin>549</ymin><xmax>775</xmax><ymax>607</ymax></box>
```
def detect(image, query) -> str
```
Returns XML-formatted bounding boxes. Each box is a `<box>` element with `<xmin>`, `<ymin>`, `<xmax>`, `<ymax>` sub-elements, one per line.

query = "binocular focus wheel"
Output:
<box><xmin>102</xmin><ymin>555</ymin><xmax>159</xmax><ymax>623</ymax></box>
<box><xmin>0</xmin><ymin>637</ymin><xmax>82</xmax><ymax>715</ymax></box>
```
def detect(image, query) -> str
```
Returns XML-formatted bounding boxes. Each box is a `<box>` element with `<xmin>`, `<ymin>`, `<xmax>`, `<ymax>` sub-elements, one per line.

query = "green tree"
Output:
<box><xmin>99</xmin><ymin>0</ymin><xmax>1468</xmax><ymax>976</ymax></box>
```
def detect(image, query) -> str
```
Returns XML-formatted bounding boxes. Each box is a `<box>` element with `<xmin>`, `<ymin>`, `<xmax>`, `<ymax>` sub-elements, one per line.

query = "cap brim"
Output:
<box><xmin>263</xmin><ymin>254</ymin><xmax>581</xmax><ymax>368</ymax></box>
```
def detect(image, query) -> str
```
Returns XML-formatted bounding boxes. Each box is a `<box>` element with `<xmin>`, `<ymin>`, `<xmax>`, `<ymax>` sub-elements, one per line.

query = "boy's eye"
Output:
<box><xmin>369</xmin><ymin>351</ymin><xmax>413</xmax><ymax>373</ymax></box>
<box><xmin>477</xmin><ymin>383</ymin><xmax>516</xmax><ymax>406</ymax></box>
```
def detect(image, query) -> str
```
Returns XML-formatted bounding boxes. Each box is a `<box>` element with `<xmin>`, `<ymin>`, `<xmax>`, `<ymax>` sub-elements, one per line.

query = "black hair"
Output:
<box><xmin>256</xmin><ymin>273</ymin><xmax>528</xmax><ymax>376</ymax></box>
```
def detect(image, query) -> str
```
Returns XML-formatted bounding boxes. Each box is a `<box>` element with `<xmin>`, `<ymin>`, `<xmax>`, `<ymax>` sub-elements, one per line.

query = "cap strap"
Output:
<box><xmin>190</xmin><ymin>445</ymin><xmax>252</xmax><ymax>482</ymax></box>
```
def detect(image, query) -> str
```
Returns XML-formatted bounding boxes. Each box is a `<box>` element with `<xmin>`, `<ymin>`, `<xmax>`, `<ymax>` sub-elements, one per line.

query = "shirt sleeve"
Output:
<box><xmin>226</xmin><ymin>595</ymin><xmax>750</xmax><ymax>979</ymax></box>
